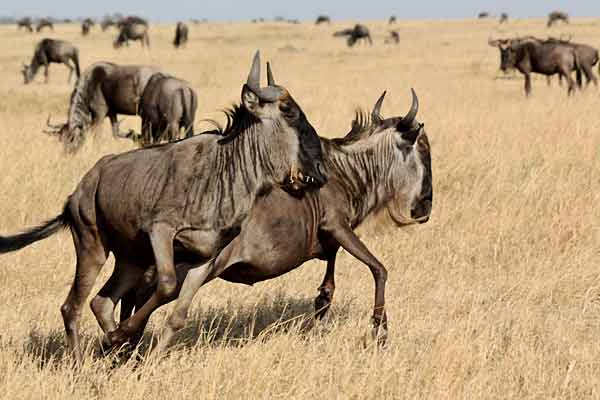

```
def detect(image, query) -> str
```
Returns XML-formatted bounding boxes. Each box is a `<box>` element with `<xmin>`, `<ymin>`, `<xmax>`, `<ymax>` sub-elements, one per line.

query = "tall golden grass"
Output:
<box><xmin>0</xmin><ymin>17</ymin><xmax>598</xmax><ymax>399</ymax></box>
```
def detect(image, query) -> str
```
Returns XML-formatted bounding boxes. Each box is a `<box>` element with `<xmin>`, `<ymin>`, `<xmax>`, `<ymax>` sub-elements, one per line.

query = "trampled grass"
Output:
<box><xmin>0</xmin><ymin>17</ymin><xmax>598</xmax><ymax>399</ymax></box>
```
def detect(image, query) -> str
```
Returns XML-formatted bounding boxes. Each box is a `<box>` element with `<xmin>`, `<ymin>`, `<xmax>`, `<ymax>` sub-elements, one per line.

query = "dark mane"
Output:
<box><xmin>331</xmin><ymin>109</ymin><xmax>378</xmax><ymax>146</ymax></box>
<box><xmin>207</xmin><ymin>104</ymin><xmax>261</xmax><ymax>144</ymax></box>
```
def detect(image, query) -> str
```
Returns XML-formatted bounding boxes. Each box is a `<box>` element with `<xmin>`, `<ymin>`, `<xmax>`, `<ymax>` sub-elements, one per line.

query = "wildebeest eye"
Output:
<box><xmin>279</xmin><ymin>101</ymin><xmax>298</xmax><ymax>120</ymax></box>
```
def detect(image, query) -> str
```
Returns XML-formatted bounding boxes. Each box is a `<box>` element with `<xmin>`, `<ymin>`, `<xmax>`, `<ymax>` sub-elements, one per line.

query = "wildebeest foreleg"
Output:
<box><xmin>109</xmin><ymin>113</ymin><xmax>137</xmax><ymax>139</ymax></box>
<box><xmin>43</xmin><ymin>64</ymin><xmax>49</xmax><ymax>83</ymax></box>
<box><xmin>327</xmin><ymin>223</ymin><xmax>388</xmax><ymax>345</ymax></box>
<box><xmin>107</xmin><ymin>224</ymin><xmax>178</xmax><ymax>347</ymax></box>
<box><xmin>524</xmin><ymin>73</ymin><xmax>532</xmax><ymax>96</ymax></box>
<box><xmin>315</xmin><ymin>252</ymin><xmax>338</xmax><ymax>320</ymax></box>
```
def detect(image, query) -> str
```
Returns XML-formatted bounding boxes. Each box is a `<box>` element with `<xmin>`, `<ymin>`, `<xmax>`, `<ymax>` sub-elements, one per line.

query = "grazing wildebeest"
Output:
<box><xmin>548</xmin><ymin>11</ymin><xmax>569</xmax><ymax>27</ymax></box>
<box><xmin>36</xmin><ymin>18</ymin><xmax>54</xmax><ymax>32</ymax></box>
<box><xmin>81</xmin><ymin>18</ymin><xmax>94</xmax><ymax>36</ymax></box>
<box><xmin>114</xmin><ymin>89</ymin><xmax>432</xmax><ymax>353</ymax></box>
<box><xmin>135</xmin><ymin>73</ymin><xmax>197</xmax><ymax>146</ymax></box>
<box><xmin>389</xmin><ymin>15</ymin><xmax>397</xmax><ymax>24</ymax></box>
<box><xmin>500</xmin><ymin>13</ymin><xmax>509</xmax><ymax>24</ymax></box>
<box><xmin>45</xmin><ymin>62</ymin><xmax>162</xmax><ymax>152</ymax></box>
<box><xmin>0</xmin><ymin>52</ymin><xmax>327</xmax><ymax>363</ymax></box>
<box><xmin>478</xmin><ymin>12</ymin><xmax>490</xmax><ymax>19</ymax></box>
<box><xmin>17</xmin><ymin>17</ymin><xmax>33</xmax><ymax>32</ymax></box>
<box><xmin>315</xmin><ymin>15</ymin><xmax>330</xmax><ymax>25</ymax></box>
<box><xmin>114</xmin><ymin>21</ymin><xmax>150</xmax><ymax>48</ymax></box>
<box><xmin>22</xmin><ymin>39</ymin><xmax>80</xmax><ymax>84</ymax></box>
<box><xmin>334</xmin><ymin>24</ymin><xmax>373</xmax><ymax>47</ymax></box>
<box><xmin>101</xmin><ymin>17</ymin><xmax>117</xmax><ymax>31</ymax></box>
<box><xmin>490</xmin><ymin>37</ymin><xmax>581</xmax><ymax>95</ymax></box>
<box><xmin>173</xmin><ymin>22</ymin><xmax>188</xmax><ymax>48</ymax></box>
<box><xmin>385</xmin><ymin>31</ymin><xmax>400</xmax><ymax>45</ymax></box>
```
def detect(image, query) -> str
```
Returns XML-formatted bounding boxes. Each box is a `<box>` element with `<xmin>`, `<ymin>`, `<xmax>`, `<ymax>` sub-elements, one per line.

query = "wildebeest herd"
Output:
<box><xmin>0</xmin><ymin>9</ymin><xmax>589</xmax><ymax>364</ymax></box>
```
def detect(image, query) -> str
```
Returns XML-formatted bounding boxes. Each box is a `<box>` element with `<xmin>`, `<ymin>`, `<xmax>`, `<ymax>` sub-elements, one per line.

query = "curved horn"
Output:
<box><xmin>402</xmin><ymin>89</ymin><xmax>419</xmax><ymax>126</ymax></box>
<box><xmin>371</xmin><ymin>90</ymin><xmax>386</xmax><ymax>122</ymax></box>
<box><xmin>266</xmin><ymin>61</ymin><xmax>275</xmax><ymax>86</ymax></box>
<box><xmin>246</xmin><ymin>50</ymin><xmax>261</xmax><ymax>89</ymax></box>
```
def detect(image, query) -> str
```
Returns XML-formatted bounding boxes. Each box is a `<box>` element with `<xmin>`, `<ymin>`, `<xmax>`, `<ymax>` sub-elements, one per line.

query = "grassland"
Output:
<box><xmin>0</xmin><ymin>17</ymin><xmax>598</xmax><ymax>399</ymax></box>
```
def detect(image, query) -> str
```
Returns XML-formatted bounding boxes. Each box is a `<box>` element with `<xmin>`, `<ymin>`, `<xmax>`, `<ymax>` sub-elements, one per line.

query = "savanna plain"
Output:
<box><xmin>0</xmin><ymin>17</ymin><xmax>598</xmax><ymax>399</ymax></box>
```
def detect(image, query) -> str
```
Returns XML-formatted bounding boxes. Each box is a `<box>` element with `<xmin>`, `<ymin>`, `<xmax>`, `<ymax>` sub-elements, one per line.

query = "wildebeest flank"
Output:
<box><xmin>0</xmin><ymin>52</ymin><xmax>328</xmax><ymax>363</ymax></box>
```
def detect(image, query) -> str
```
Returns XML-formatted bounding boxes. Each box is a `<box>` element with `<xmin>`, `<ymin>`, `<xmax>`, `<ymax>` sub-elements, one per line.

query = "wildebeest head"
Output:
<box><xmin>238</xmin><ymin>51</ymin><xmax>327</xmax><ymax>189</ymax></box>
<box><xmin>489</xmin><ymin>38</ymin><xmax>514</xmax><ymax>72</ymax></box>
<box><xmin>368</xmin><ymin>90</ymin><xmax>432</xmax><ymax>225</ymax></box>
<box><xmin>21</xmin><ymin>64</ymin><xmax>33</xmax><ymax>84</ymax></box>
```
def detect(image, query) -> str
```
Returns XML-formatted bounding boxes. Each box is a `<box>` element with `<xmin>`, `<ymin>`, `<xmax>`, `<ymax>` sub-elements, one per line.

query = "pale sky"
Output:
<box><xmin>1</xmin><ymin>0</ymin><xmax>599</xmax><ymax>21</ymax></box>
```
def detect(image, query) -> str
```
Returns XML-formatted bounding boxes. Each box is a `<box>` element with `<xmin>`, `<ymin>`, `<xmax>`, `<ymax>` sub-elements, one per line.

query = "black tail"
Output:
<box><xmin>574</xmin><ymin>53</ymin><xmax>583</xmax><ymax>88</ymax></box>
<box><xmin>0</xmin><ymin>205</ymin><xmax>70</xmax><ymax>254</ymax></box>
<box><xmin>73</xmin><ymin>50</ymin><xmax>81</xmax><ymax>78</ymax></box>
<box><xmin>182</xmin><ymin>88</ymin><xmax>197</xmax><ymax>138</ymax></box>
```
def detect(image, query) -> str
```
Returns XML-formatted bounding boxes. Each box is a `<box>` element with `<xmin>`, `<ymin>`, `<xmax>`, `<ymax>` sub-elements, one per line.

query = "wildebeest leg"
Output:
<box><xmin>524</xmin><ymin>73</ymin><xmax>532</xmax><ymax>96</ymax></box>
<box><xmin>89</xmin><ymin>259</ymin><xmax>145</xmax><ymax>344</ymax></box>
<box><xmin>65</xmin><ymin>62</ymin><xmax>74</xmax><ymax>83</ymax></box>
<box><xmin>546</xmin><ymin>76</ymin><xmax>552</xmax><ymax>86</ymax></box>
<box><xmin>315</xmin><ymin>252</ymin><xmax>338</xmax><ymax>320</ymax></box>
<box><xmin>155</xmin><ymin>261</ymin><xmax>213</xmax><ymax>353</ymax></box>
<box><xmin>582</xmin><ymin>64</ymin><xmax>595</xmax><ymax>87</ymax></box>
<box><xmin>107</xmin><ymin>223</ymin><xmax>178</xmax><ymax>347</ymax></box>
<box><xmin>61</xmin><ymin>217</ymin><xmax>109</xmax><ymax>364</ymax></box>
<box><xmin>44</xmin><ymin>63</ymin><xmax>49</xmax><ymax>83</ymax></box>
<box><xmin>327</xmin><ymin>223</ymin><xmax>388</xmax><ymax>345</ymax></box>
<box><xmin>109</xmin><ymin>113</ymin><xmax>135</xmax><ymax>138</ymax></box>
<box><xmin>562</xmin><ymin>70</ymin><xmax>575</xmax><ymax>95</ymax></box>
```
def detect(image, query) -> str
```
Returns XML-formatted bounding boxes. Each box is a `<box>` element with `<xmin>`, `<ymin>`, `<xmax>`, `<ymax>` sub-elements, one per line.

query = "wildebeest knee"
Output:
<box><xmin>157</xmin><ymin>276</ymin><xmax>178</xmax><ymax>299</ymax></box>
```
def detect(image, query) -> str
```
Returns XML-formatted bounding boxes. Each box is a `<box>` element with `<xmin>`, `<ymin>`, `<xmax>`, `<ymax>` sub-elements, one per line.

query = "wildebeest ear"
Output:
<box><xmin>242</xmin><ymin>84</ymin><xmax>260</xmax><ymax>112</ymax></box>
<box><xmin>401</xmin><ymin>127</ymin><xmax>420</xmax><ymax>145</ymax></box>
<box><xmin>371</xmin><ymin>91</ymin><xmax>386</xmax><ymax>123</ymax></box>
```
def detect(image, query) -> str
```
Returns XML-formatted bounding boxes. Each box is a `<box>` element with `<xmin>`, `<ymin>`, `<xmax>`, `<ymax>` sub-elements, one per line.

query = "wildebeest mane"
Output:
<box><xmin>208</xmin><ymin>104</ymin><xmax>261</xmax><ymax>144</ymax></box>
<box><xmin>332</xmin><ymin>109</ymin><xmax>378</xmax><ymax>145</ymax></box>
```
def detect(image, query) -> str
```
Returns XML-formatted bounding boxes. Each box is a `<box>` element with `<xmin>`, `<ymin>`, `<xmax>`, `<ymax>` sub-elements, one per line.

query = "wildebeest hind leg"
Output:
<box><xmin>65</xmin><ymin>62</ymin><xmax>74</xmax><ymax>83</ymax></box>
<box><xmin>90</xmin><ymin>259</ymin><xmax>145</xmax><ymax>346</ymax></box>
<box><xmin>315</xmin><ymin>253</ymin><xmax>338</xmax><ymax>320</ymax></box>
<box><xmin>61</xmin><ymin>223</ymin><xmax>108</xmax><ymax>364</ymax></box>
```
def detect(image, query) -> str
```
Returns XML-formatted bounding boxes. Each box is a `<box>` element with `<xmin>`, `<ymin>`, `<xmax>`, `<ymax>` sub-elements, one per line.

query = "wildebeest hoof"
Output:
<box><xmin>371</xmin><ymin>326</ymin><xmax>389</xmax><ymax>348</ymax></box>
<box><xmin>107</xmin><ymin>328</ymin><xmax>129</xmax><ymax>348</ymax></box>
<box><xmin>314</xmin><ymin>295</ymin><xmax>331</xmax><ymax>319</ymax></box>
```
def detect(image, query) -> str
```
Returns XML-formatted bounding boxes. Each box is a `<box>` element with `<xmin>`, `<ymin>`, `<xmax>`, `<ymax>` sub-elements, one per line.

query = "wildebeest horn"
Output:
<box><xmin>247</xmin><ymin>50</ymin><xmax>261</xmax><ymax>90</ymax></box>
<box><xmin>372</xmin><ymin>91</ymin><xmax>386</xmax><ymax>122</ymax></box>
<box><xmin>266</xmin><ymin>62</ymin><xmax>275</xmax><ymax>86</ymax></box>
<box><xmin>402</xmin><ymin>89</ymin><xmax>419</xmax><ymax>126</ymax></box>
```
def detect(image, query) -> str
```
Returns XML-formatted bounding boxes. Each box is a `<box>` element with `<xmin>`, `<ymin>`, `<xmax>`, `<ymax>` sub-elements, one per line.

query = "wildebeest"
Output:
<box><xmin>81</xmin><ymin>18</ymin><xmax>94</xmax><ymax>36</ymax></box>
<box><xmin>113</xmin><ymin>90</ymin><xmax>432</xmax><ymax>353</ymax></box>
<box><xmin>489</xmin><ymin>36</ymin><xmax>581</xmax><ymax>95</ymax></box>
<box><xmin>173</xmin><ymin>22</ymin><xmax>188</xmax><ymax>48</ymax></box>
<box><xmin>17</xmin><ymin>17</ymin><xmax>33</xmax><ymax>32</ymax></box>
<box><xmin>22</xmin><ymin>39</ymin><xmax>80</xmax><ymax>84</ymax></box>
<box><xmin>315</xmin><ymin>15</ymin><xmax>330</xmax><ymax>25</ymax></box>
<box><xmin>0</xmin><ymin>52</ymin><xmax>327</xmax><ymax>363</ymax></box>
<box><xmin>36</xmin><ymin>18</ymin><xmax>54</xmax><ymax>32</ymax></box>
<box><xmin>478</xmin><ymin>12</ymin><xmax>490</xmax><ymax>19</ymax></box>
<box><xmin>135</xmin><ymin>73</ymin><xmax>198</xmax><ymax>146</ymax></box>
<box><xmin>389</xmin><ymin>15</ymin><xmax>397</xmax><ymax>24</ymax></box>
<box><xmin>45</xmin><ymin>62</ymin><xmax>162</xmax><ymax>151</ymax></box>
<box><xmin>334</xmin><ymin>24</ymin><xmax>373</xmax><ymax>47</ymax></box>
<box><xmin>101</xmin><ymin>17</ymin><xmax>117</xmax><ymax>31</ymax></box>
<box><xmin>500</xmin><ymin>13</ymin><xmax>509</xmax><ymax>24</ymax></box>
<box><xmin>385</xmin><ymin>31</ymin><xmax>400</xmax><ymax>45</ymax></box>
<box><xmin>114</xmin><ymin>20</ymin><xmax>150</xmax><ymax>48</ymax></box>
<box><xmin>548</xmin><ymin>11</ymin><xmax>569</xmax><ymax>27</ymax></box>
<box><xmin>546</xmin><ymin>37</ymin><xmax>599</xmax><ymax>86</ymax></box>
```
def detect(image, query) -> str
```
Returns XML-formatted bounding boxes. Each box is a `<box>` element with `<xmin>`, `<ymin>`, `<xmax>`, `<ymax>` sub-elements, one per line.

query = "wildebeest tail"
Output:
<box><xmin>574</xmin><ymin>53</ymin><xmax>582</xmax><ymax>88</ymax></box>
<box><xmin>182</xmin><ymin>87</ymin><xmax>197</xmax><ymax>138</ymax></box>
<box><xmin>0</xmin><ymin>203</ymin><xmax>70</xmax><ymax>254</ymax></box>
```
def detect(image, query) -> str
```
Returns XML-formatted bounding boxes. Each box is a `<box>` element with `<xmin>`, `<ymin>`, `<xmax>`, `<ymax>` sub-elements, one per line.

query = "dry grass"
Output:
<box><xmin>0</xmin><ymin>17</ymin><xmax>599</xmax><ymax>399</ymax></box>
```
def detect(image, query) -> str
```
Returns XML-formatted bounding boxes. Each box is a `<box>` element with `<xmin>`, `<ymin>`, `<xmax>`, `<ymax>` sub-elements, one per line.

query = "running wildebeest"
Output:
<box><xmin>173</xmin><ymin>22</ymin><xmax>188</xmax><ymax>48</ymax></box>
<box><xmin>114</xmin><ymin>21</ymin><xmax>150</xmax><ymax>49</ymax></box>
<box><xmin>385</xmin><ymin>31</ymin><xmax>400</xmax><ymax>45</ymax></box>
<box><xmin>22</xmin><ymin>39</ymin><xmax>80</xmax><ymax>84</ymax></box>
<box><xmin>500</xmin><ymin>13</ymin><xmax>509</xmax><ymax>24</ymax></box>
<box><xmin>478</xmin><ymin>12</ymin><xmax>490</xmax><ymax>19</ymax></box>
<box><xmin>548</xmin><ymin>11</ymin><xmax>569</xmax><ymax>27</ymax></box>
<box><xmin>36</xmin><ymin>18</ymin><xmax>54</xmax><ymax>32</ymax></box>
<box><xmin>134</xmin><ymin>72</ymin><xmax>198</xmax><ymax>146</ymax></box>
<box><xmin>334</xmin><ymin>24</ymin><xmax>373</xmax><ymax>47</ymax></box>
<box><xmin>81</xmin><ymin>18</ymin><xmax>94</xmax><ymax>36</ymax></box>
<box><xmin>17</xmin><ymin>17</ymin><xmax>33</xmax><ymax>32</ymax></box>
<box><xmin>315</xmin><ymin>15</ymin><xmax>330</xmax><ymax>25</ymax></box>
<box><xmin>389</xmin><ymin>15</ymin><xmax>397</xmax><ymax>24</ymax></box>
<box><xmin>489</xmin><ymin>36</ymin><xmax>581</xmax><ymax>95</ymax></box>
<box><xmin>0</xmin><ymin>52</ymin><xmax>327</xmax><ymax>364</ymax></box>
<box><xmin>45</xmin><ymin>62</ymin><xmax>162</xmax><ymax>152</ymax></box>
<box><xmin>114</xmin><ymin>89</ymin><xmax>432</xmax><ymax>353</ymax></box>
